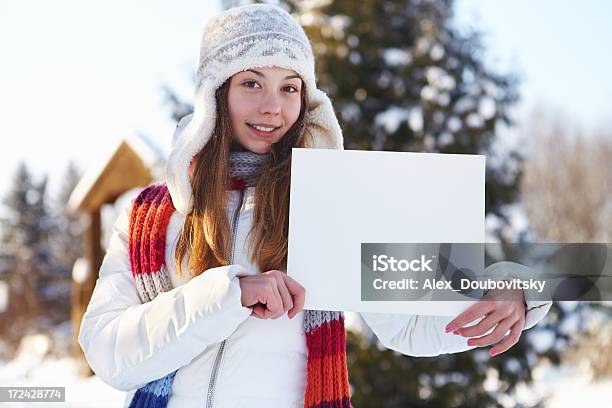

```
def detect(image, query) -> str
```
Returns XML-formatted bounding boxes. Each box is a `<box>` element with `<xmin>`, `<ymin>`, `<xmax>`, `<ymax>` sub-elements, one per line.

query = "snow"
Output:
<box><xmin>0</xmin><ymin>356</ymin><xmax>126</xmax><ymax>407</ymax></box>
<box><xmin>67</xmin><ymin>132</ymin><xmax>164</xmax><ymax>213</ymax></box>
<box><xmin>454</xmin><ymin>96</ymin><xmax>476</xmax><ymax>113</ymax></box>
<box><xmin>0</xmin><ymin>332</ymin><xmax>126</xmax><ymax>407</ymax></box>
<box><xmin>0</xmin><ymin>280</ymin><xmax>8</xmax><ymax>312</ymax></box>
<box><xmin>372</xmin><ymin>105</ymin><xmax>423</xmax><ymax>134</ymax></box>
<box><xmin>420</xmin><ymin>85</ymin><xmax>437</xmax><ymax>102</ymax></box>
<box><xmin>347</xmin><ymin>34</ymin><xmax>359</xmax><ymax>48</ymax></box>
<box><xmin>348</xmin><ymin>51</ymin><xmax>361</xmax><ymax>65</ymax></box>
<box><xmin>425</xmin><ymin>66</ymin><xmax>456</xmax><ymax>91</ymax></box>
<box><xmin>377</xmin><ymin>71</ymin><xmax>392</xmax><ymax>88</ymax></box>
<box><xmin>438</xmin><ymin>132</ymin><xmax>454</xmax><ymax>147</ymax></box>
<box><xmin>328</xmin><ymin>15</ymin><xmax>351</xmax><ymax>38</ymax></box>
<box><xmin>374</xmin><ymin>106</ymin><xmax>410</xmax><ymax>134</ymax></box>
<box><xmin>466</xmin><ymin>112</ymin><xmax>484</xmax><ymax>128</ymax></box>
<box><xmin>478</xmin><ymin>96</ymin><xmax>497</xmax><ymax>119</ymax></box>
<box><xmin>482</xmin><ymin>79</ymin><xmax>500</xmax><ymax>98</ymax></box>
<box><xmin>0</xmin><ymin>318</ymin><xmax>371</xmax><ymax>408</ymax></box>
<box><xmin>408</xmin><ymin>107</ymin><xmax>424</xmax><ymax>133</ymax></box>
<box><xmin>382</xmin><ymin>48</ymin><xmax>412</xmax><ymax>67</ymax></box>
<box><xmin>72</xmin><ymin>257</ymin><xmax>89</xmax><ymax>284</ymax></box>
<box><xmin>504</xmin><ymin>204</ymin><xmax>531</xmax><ymax>237</ymax></box>
<box><xmin>415</xmin><ymin>37</ymin><xmax>432</xmax><ymax>55</ymax></box>
<box><xmin>484</xmin><ymin>203</ymin><xmax>533</xmax><ymax>243</ymax></box>
<box><xmin>437</xmin><ymin>92</ymin><xmax>451</xmax><ymax>106</ymax></box>
<box><xmin>503</xmin><ymin>357</ymin><xmax>522</xmax><ymax>374</ymax></box>
<box><xmin>340</xmin><ymin>102</ymin><xmax>361</xmax><ymax>123</ymax></box>
<box><xmin>529</xmin><ymin>363</ymin><xmax>612</xmax><ymax>408</ymax></box>
<box><xmin>447</xmin><ymin>116</ymin><xmax>462</xmax><ymax>132</ymax></box>
<box><xmin>527</xmin><ymin>330</ymin><xmax>556</xmax><ymax>353</ymax></box>
<box><xmin>298</xmin><ymin>11</ymin><xmax>316</xmax><ymax>26</ymax></box>
<box><xmin>433</xmin><ymin>111</ymin><xmax>445</xmax><ymax>125</ymax></box>
<box><xmin>1</xmin><ymin>323</ymin><xmax>610</xmax><ymax>407</ymax></box>
<box><xmin>430</xmin><ymin>43</ymin><xmax>445</xmax><ymax>61</ymax></box>
<box><xmin>485</xmin><ymin>213</ymin><xmax>504</xmax><ymax>242</ymax></box>
<box><xmin>423</xmin><ymin>134</ymin><xmax>436</xmax><ymax>150</ymax></box>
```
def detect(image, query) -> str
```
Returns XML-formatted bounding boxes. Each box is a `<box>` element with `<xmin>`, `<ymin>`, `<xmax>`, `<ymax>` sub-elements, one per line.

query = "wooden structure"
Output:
<box><xmin>67</xmin><ymin>134</ymin><xmax>164</xmax><ymax>374</ymax></box>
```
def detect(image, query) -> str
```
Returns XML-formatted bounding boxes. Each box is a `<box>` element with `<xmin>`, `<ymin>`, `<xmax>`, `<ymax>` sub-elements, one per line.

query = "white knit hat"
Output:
<box><xmin>166</xmin><ymin>3</ymin><xmax>344</xmax><ymax>215</ymax></box>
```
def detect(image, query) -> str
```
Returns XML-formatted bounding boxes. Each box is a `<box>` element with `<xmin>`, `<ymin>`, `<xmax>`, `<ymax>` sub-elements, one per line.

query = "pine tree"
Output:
<box><xmin>50</xmin><ymin>162</ymin><xmax>84</xmax><ymax>280</ymax></box>
<box><xmin>0</xmin><ymin>163</ymin><xmax>57</xmax><ymax>354</ymax></box>
<box><xmin>44</xmin><ymin>161</ymin><xmax>86</xmax><ymax>323</ymax></box>
<box><xmin>289</xmin><ymin>0</ymin><xmax>521</xmax><ymax>226</ymax></box>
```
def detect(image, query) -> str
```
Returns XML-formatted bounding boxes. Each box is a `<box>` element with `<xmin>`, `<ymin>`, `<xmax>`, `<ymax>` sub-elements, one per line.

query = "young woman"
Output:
<box><xmin>78</xmin><ymin>4</ymin><xmax>551</xmax><ymax>408</ymax></box>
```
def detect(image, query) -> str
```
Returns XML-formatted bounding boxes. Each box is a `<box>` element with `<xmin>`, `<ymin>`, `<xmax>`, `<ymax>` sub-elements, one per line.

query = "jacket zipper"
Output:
<box><xmin>205</xmin><ymin>188</ymin><xmax>246</xmax><ymax>408</ymax></box>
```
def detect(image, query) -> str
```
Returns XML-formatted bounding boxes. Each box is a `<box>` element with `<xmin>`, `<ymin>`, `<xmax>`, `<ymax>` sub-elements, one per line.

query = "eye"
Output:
<box><xmin>284</xmin><ymin>85</ymin><xmax>300</xmax><ymax>93</ymax></box>
<box><xmin>243</xmin><ymin>80</ymin><xmax>261</xmax><ymax>89</ymax></box>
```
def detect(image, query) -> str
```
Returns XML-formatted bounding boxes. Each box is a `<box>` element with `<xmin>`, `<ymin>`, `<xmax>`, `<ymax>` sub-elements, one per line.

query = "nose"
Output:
<box><xmin>259</xmin><ymin>91</ymin><xmax>282</xmax><ymax>116</ymax></box>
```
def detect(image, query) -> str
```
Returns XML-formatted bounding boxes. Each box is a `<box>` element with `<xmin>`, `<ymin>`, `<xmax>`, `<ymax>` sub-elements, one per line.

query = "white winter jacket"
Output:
<box><xmin>78</xmin><ymin>186</ymin><xmax>552</xmax><ymax>408</ymax></box>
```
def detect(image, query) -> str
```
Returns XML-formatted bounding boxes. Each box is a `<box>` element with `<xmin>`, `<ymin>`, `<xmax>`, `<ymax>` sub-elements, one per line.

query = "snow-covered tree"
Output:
<box><xmin>49</xmin><ymin>161</ymin><xmax>85</xmax><ymax>285</ymax></box>
<box><xmin>0</xmin><ymin>162</ymin><xmax>86</xmax><ymax>358</ymax></box>
<box><xmin>0</xmin><ymin>163</ymin><xmax>57</xmax><ymax>355</ymax></box>
<box><xmin>43</xmin><ymin>161</ymin><xmax>86</xmax><ymax>325</ymax></box>
<box><xmin>286</xmin><ymin>0</ymin><xmax>521</xmax><ymax>231</ymax></box>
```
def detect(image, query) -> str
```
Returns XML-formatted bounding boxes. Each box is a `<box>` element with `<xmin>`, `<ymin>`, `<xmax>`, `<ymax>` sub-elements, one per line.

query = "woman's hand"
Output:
<box><xmin>238</xmin><ymin>270</ymin><xmax>305</xmax><ymax>320</ymax></box>
<box><xmin>444</xmin><ymin>287</ymin><xmax>527</xmax><ymax>356</ymax></box>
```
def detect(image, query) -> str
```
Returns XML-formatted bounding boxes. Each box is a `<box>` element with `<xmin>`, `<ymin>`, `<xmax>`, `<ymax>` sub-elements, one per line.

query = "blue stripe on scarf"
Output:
<box><xmin>128</xmin><ymin>371</ymin><xmax>177</xmax><ymax>408</ymax></box>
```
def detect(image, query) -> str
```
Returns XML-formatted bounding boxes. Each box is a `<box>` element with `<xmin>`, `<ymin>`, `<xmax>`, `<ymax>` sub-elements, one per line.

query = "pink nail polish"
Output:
<box><xmin>467</xmin><ymin>339</ymin><xmax>474</xmax><ymax>346</ymax></box>
<box><xmin>452</xmin><ymin>330</ymin><xmax>460</xmax><ymax>335</ymax></box>
<box><xmin>445</xmin><ymin>326</ymin><xmax>453</xmax><ymax>333</ymax></box>
<box><xmin>489</xmin><ymin>350</ymin><xmax>497</xmax><ymax>356</ymax></box>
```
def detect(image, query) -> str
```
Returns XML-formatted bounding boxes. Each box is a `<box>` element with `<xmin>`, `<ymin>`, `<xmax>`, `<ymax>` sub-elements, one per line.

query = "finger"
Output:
<box><xmin>282</xmin><ymin>275</ymin><xmax>305</xmax><ymax>318</ymax></box>
<box><xmin>272</xmin><ymin>271</ymin><xmax>294</xmax><ymax>314</ymax></box>
<box><xmin>467</xmin><ymin>317</ymin><xmax>515</xmax><ymax>347</ymax></box>
<box><xmin>251</xmin><ymin>303</ymin><xmax>267</xmax><ymax>319</ymax></box>
<box><xmin>489</xmin><ymin>320</ymin><xmax>524</xmax><ymax>356</ymax></box>
<box><xmin>262</xmin><ymin>296</ymin><xmax>280</xmax><ymax>319</ymax></box>
<box><xmin>270</xmin><ymin>280</ymin><xmax>286</xmax><ymax>318</ymax></box>
<box><xmin>446</xmin><ymin>301</ymin><xmax>495</xmax><ymax>332</ymax></box>
<box><xmin>261</xmin><ymin>278</ymin><xmax>284</xmax><ymax>319</ymax></box>
<box><xmin>455</xmin><ymin>310</ymin><xmax>504</xmax><ymax>337</ymax></box>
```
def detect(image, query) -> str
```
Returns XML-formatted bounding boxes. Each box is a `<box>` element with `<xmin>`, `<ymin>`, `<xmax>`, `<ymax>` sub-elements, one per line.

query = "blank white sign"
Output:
<box><xmin>287</xmin><ymin>148</ymin><xmax>485</xmax><ymax>316</ymax></box>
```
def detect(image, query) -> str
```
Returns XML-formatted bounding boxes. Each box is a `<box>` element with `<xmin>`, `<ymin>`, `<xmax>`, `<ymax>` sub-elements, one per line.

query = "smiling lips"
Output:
<box><xmin>247</xmin><ymin>122</ymin><xmax>281</xmax><ymax>135</ymax></box>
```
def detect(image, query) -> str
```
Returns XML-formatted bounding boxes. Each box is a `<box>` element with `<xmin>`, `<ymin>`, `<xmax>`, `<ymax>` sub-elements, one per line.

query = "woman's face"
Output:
<box><xmin>228</xmin><ymin>66</ymin><xmax>303</xmax><ymax>154</ymax></box>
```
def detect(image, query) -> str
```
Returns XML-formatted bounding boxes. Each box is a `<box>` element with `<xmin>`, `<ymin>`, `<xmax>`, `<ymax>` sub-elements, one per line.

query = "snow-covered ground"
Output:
<box><xmin>0</xmin><ymin>333</ymin><xmax>126</xmax><ymax>407</ymax></box>
<box><xmin>512</xmin><ymin>358</ymin><xmax>612</xmax><ymax>407</ymax></box>
<box><xmin>0</xmin><ymin>356</ymin><xmax>126</xmax><ymax>407</ymax></box>
<box><xmin>1</xmin><ymin>327</ymin><xmax>609</xmax><ymax>407</ymax></box>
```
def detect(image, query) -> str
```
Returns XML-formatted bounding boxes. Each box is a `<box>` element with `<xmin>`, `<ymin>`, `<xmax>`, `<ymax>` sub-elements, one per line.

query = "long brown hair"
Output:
<box><xmin>174</xmin><ymin>76</ymin><xmax>311</xmax><ymax>279</ymax></box>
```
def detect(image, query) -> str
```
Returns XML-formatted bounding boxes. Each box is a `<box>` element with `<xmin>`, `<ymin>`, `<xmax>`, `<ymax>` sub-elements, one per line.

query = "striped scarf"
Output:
<box><xmin>126</xmin><ymin>153</ymin><xmax>352</xmax><ymax>408</ymax></box>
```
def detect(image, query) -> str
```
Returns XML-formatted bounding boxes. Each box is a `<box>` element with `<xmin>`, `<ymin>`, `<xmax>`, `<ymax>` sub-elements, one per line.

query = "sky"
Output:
<box><xmin>454</xmin><ymin>0</ymin><xmax>612</xmax><ymax>129</ymax></box>
<box><xmin>1</xmin><ymin>0</ymin><xmax>611</xmax><ymax>203</ymax></box>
